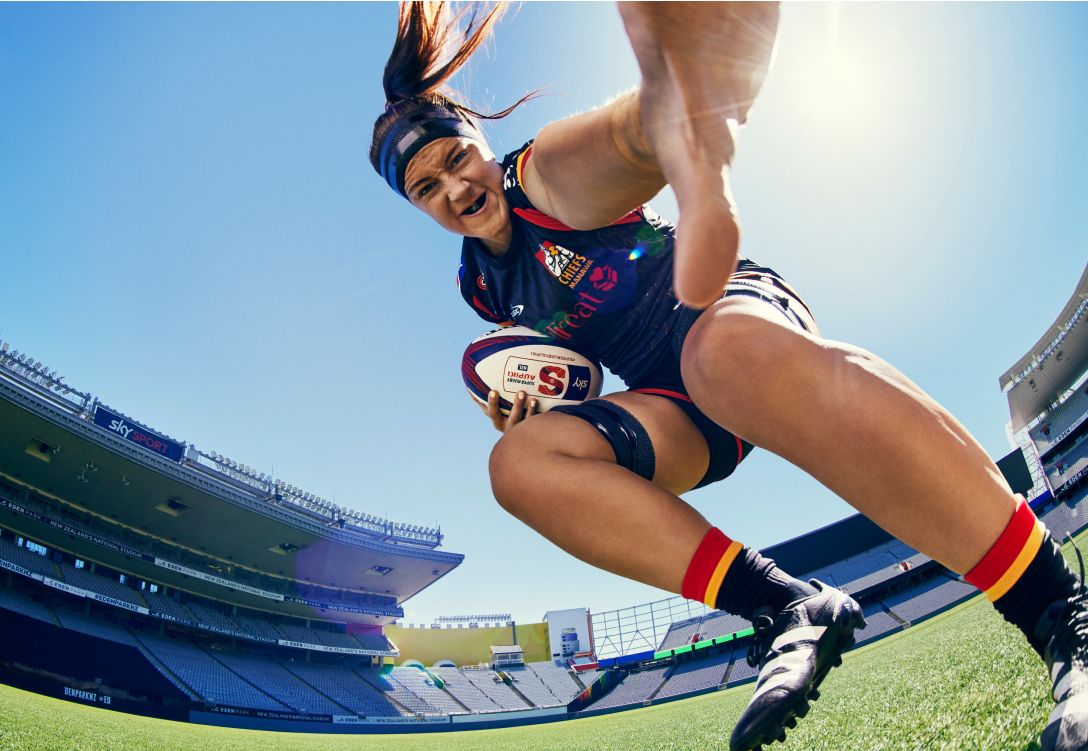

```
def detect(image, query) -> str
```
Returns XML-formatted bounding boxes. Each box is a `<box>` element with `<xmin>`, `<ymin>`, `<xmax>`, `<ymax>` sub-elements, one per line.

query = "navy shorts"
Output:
<box><xmin>627</xmin><ymin>261</ymin><xmax>816</xmax><ymax>490</ymax></box>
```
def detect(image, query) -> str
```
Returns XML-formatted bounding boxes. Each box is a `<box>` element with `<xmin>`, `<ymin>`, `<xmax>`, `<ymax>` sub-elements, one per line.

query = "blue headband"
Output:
<box><xmin>376</xmin><ymin>104</ymin><xmax>485</xmax><ymax>199</ymax></box>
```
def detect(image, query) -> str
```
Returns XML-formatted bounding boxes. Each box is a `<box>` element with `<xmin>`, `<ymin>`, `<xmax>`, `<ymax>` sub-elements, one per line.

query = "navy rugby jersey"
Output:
<box><xmin>458</xmin><ymin>142</ymin><xmax>687</xmax><ymax>386</ymax></box>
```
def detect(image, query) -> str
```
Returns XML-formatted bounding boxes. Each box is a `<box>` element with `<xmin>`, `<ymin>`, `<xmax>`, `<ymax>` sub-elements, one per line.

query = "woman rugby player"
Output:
<box><xmin>370</xmin><ymin>4</ymin><xmax>1088</xmax><ymax>749</ymax></box>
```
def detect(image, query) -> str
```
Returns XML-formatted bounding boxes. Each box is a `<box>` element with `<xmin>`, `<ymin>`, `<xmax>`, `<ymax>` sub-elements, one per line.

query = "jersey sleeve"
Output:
<box><xmin>499</xmin><ymin>141</ymin><xmax>537</xmax><ymax>212</ymax></box>
<box><xmin>457</xmin><ymin>251</ymin><xmax>509</xmax><ymax>325</ymax></box>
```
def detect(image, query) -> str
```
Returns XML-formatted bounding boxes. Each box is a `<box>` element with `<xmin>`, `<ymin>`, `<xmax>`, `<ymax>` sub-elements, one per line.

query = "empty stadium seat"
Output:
<box><xmin>53</xmin><ymin>607</ymin><xmax>136</xmax><ymax>646</ymax></box>
<box><xmin>461</xmin><ymin>668</ymin><xmax>532</xmax><ymax>710</ymax></box>
<box><xmin>0</xmin><ymin>538</ymin><xmax>58</xmax><ymax>579</ymax></box>
<box><xmin>279</xmin><ymin>661</ymin><xmax>402</xmax><ymax>716</ymax></box>
<box><xmin>527</xmin><ymin>661</ymin><xmax>583</xmax><ymax>704</ymax></box>
<box><xmin>432</xmin><ymin>667</ymin><xmax>502</xmax><ymax>712</ymax></box>
<box><xmin>654</xmin><ymin>651</ymin><xmax>732</xmax><ymax>699</ymax></box>
<box><xmin>854</xmin><ymin>602</ymin><xmax>905</xmax><ymax>646</ymax></box>
<box><xmin>388</xmin><ymin>667</ymin><xmax>466</xmax><ymax>713</ymax></box>
<box><xmin>57</xmin><ymin>564</ymin><xmax>145</xmax><ymax>608</ymax></box>
<box><xmin>355</xmin><ymin>666</ymin><xmax>440</xmax><ymax>713</ymax></box>
<box><xmin>586</xmin><ymin>665</ymin><xmax>671</xmax><ymax>710</ymax></box>
<box><xmin>882</xmin><ymin>576</ymin><xmax>978</xmax><ymax>624</ymax></box>
<box><xmin>502</xmin><ymin>666</ymin><xmax>563</xmax><ymax>707</ymax></box>
<box><xmin>211</xmin><ymin>651</ymin><xmax>345</xmax><ymax>715</ymax></box>
<box><xmin>132</xmin><ymin>632</ymin><xmax>287</xmax><ymax>711</ymax></box>
<box><xmin>0</xmin><ymin>586</ymin><xmax>54</xmax><ymax>624</ymax></box>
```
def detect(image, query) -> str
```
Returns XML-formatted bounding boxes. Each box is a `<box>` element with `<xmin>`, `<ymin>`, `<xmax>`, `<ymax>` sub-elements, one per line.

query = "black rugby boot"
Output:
<box><xmin>1036</xmin><ymin>544</ymin><xmax>1088</xmax><ymax>751</ymax></box>
<box><xmin>729</xmin><ymin>580</ymin><xmax>866</xmax><ymax>751</ymax></box>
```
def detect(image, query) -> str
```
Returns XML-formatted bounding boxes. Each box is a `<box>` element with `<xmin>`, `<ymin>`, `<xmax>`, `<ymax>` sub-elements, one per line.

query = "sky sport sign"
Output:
<box><xmin>93</xmin><ymin>405</ymin><xmax>185</xmax><ymax>462</ymax></box>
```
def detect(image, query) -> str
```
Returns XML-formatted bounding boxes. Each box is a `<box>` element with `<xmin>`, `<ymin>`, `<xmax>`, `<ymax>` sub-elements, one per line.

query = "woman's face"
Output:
<box><xmin>404</xmin><ymin>137</ymin><xmax>511</xmax><ymax>255</ymax></box>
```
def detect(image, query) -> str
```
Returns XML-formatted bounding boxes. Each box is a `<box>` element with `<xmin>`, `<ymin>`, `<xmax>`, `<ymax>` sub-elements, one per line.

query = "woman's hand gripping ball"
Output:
<box><xmin>469</xmin><ymin>388</ymin><xmax>537</xmax><ymax>434</ymax></box>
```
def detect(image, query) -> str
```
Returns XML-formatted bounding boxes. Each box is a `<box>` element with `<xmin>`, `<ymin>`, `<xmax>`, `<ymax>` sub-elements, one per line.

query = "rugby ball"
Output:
<box><xmin>462</xmin><ymin>327</ymin><xmax>603</xmax><ymax>415</ymax></box>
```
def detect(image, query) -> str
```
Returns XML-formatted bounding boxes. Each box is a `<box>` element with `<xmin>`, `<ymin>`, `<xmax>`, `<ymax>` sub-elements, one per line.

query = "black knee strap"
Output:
<box><xmin>550</xmin><ymin>401</ymin><xmax>656</xmax><ymax>482</ymax></box>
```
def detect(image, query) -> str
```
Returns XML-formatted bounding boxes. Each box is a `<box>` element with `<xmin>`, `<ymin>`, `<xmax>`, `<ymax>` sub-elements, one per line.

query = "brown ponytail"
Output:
<box><xmin>369</xmin><ymin>1</ymin><xmax>539</xmax><ymax>176</ymax></box>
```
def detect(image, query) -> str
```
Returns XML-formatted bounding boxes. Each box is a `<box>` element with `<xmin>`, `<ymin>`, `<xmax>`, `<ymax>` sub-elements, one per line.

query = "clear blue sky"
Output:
<box><xmin>2</xmin><ymin>3</ymin><xmax>1087</xmax><ymax>626</ymax></box>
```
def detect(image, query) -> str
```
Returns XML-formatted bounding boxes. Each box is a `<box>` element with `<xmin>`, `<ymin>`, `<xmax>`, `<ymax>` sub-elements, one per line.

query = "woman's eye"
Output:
<box><xmin>452</xmin><ymin>151</ymin><xmax>467</xmax><ymax>166</ymax></box>
<box><xmin>418</xmin><ymin>183</ymin><xmax>434</xmax><ymax>199</ymax></box>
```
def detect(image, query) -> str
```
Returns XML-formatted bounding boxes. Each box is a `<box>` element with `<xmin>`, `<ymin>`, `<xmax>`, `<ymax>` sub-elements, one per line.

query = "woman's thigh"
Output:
<box><xmin>679</xmin><ymin>293</ymin><xmax>826</xmax><ymax>448</ymax></box>
<box><xmin>495</xmin><ymin>391</ymin><xmax>711</xmax><ymax>497</ymax></box>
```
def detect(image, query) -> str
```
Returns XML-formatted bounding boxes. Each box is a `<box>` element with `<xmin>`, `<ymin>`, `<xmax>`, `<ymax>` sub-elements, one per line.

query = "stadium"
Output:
<box><xmin>1</xmin><ymin>257</ymin><xmax>1087</xmax><ymax>745</ymax></box>
<box><xmin>3</xmin><ymin>3</ymin><xmax>1088</xmax><ymax>750</ymax></box>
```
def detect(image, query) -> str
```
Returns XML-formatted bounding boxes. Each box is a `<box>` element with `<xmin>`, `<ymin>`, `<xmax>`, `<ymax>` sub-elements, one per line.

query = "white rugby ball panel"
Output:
<box><xmin>462</xmin><ymin>327</ymin><xmax>603</xmax><ymax>414</ymax></box>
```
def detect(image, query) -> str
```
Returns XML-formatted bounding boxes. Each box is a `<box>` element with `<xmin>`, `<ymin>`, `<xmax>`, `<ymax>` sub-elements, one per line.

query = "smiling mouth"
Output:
<box><xmin>461</xmin><ymin>194</ymin><xmax>485</xmax><ymax>216</ymax></box>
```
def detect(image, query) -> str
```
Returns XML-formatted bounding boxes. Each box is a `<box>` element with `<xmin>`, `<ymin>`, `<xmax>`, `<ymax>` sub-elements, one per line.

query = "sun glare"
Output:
<box><xmin>770</xmin><ymin>4</ymin><xmax>905</xmax><ymax>147</ymax></box>
<box><xmin>795</xmin><ymin>48</ymin><xmax>879</xmax><ymax>127</ymax></box>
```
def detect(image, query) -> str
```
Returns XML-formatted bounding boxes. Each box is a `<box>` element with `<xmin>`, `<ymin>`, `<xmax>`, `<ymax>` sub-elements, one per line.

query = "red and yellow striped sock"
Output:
<box><xmin>964</xmin><ymin>495</ymin><xmax>1046</xmax><ymax>602</ymax></box>
<box><xmin>681</xmin><ymin>527</ymin><xmax>744</xmax><ymax>607</ymax></box>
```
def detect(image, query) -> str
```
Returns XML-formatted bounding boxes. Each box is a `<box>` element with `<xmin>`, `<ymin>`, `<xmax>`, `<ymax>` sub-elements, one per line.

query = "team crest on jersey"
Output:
<box><xmin>535</xmin><ymin>241</ymin><xmax>593</xmax><ymax>289</ymax></box>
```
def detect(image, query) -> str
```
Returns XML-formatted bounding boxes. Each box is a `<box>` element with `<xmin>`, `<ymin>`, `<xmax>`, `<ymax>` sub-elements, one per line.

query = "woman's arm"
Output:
<box><xmin>520</xmin><ymin>91</ymin><xmax>667</xmax><ymax>231</ymax></box>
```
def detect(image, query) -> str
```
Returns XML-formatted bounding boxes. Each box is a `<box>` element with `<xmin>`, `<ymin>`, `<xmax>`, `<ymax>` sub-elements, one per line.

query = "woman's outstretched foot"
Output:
<box><xmin>619</xmin><ymin>2</ymin><xmax>779</xmax><ymax>308</ymax></box>
<box><xmin>729</xmin><ymin>581</ymin><xmax>865</xmax><ymax>751</ymax></box>
<box><xmin>1036</xmin><ymin>553</ymin><xmax>1088</xmax><ymax>751</ymax></box>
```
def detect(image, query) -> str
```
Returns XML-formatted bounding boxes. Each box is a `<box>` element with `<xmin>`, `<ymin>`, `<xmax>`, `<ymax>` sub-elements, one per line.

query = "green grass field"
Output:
<box><xmin>2</xmin><ymin>534</ymin><xmax>1084</xmax><ymax>751</ymax></box>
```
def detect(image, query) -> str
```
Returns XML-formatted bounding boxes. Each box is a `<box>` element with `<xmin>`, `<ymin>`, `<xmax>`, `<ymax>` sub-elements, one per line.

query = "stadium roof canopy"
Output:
<box><xmin>1001</xmin><ymin>260</ymin><xmax>1088</xmax><ymax>432</ymax></box>
<box><xmin>0</xmin><ymin>369</ymin><xmax>462</xmax><ymax>622</ymax></box>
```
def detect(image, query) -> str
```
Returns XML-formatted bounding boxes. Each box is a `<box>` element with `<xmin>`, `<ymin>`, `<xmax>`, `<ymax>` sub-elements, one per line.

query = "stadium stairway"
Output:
<box><xmin>432</xmin><ymin>667</ymin><xmax>510</xmax><ymax>712</ymax></box>
<box><xmin>278</xmin><ymin>661</ymin><xmax>402</xmax><ymax>717</ymax></box>
<box><xmin>502</xmin><ymin>666</ymin><xmax>565</xmax><ymax>707</ymax></box>
<box><xmin>388</xmin><ymin>667</ymin><xmax>468</xmax><ymax>714</ymax></box>
<box><xmin>205</xmin><ymin>649</ymin><xmax>347</xmax><ymax>715</ymax></box>
<box><xmin>353</xmin><ymin>666</ymin><xmax>438</xmax><ymax>715</ymax></box>
<box><xmin>527</xmin><ymin>661</ymin><xmax>583</xmax><ymax>704</ymax></box>
<box><xmin>126</xmin><ymin>628</ymin><xmax>201</xmax><ymax>701</ymax></box>
<box><xmin>463</xmin><ymin>668</ymin><xmax>533</xmax><ymax>710</ymax></box>
<box><xmin>499</xmin><ymin>674</ymin><xmax>540</xmax><ymax>708</ymax></box>
<box><xmin>44</xmin><ymin>601</ymin><xmax>62</xmax><ymax>629</ymax></box>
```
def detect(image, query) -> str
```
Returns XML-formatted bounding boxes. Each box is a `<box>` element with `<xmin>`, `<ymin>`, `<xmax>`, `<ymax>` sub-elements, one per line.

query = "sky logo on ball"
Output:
<box><xmin>503</xmin><ymin>357</ymin><xmax>594</xmax><ymax>401</ymax></box>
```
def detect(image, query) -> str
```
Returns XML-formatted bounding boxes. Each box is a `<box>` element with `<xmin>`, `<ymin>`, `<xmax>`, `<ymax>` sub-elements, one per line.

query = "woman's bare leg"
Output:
<box><xmin>489</xmin><ymin>392</ymin><xmax>712</xmax><ymax>592</ymax></box>
<box><xmin>681</xmin><ymin>296</ymin><xmax>1016</xmax><ymax>575</ymax></box>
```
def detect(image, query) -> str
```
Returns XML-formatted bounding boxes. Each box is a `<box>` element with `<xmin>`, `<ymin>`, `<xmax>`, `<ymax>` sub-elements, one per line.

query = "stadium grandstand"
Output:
<box><xmin>1001</xmin><ymin>261</ymin><xmax>1088</xmax><ymax>509</ymax></box>
<box><xmin>7</xmin><ymin>263</ymin><xmax>1088</xmax><ymax>736</ymax></box>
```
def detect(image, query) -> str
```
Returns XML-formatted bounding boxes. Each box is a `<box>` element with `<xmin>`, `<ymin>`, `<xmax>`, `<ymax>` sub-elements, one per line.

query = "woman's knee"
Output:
<box><xmin>489</xmin><ymin>411</ymin><xmax>620</xmax><ymax>515</ymax></box>
<box><xmin>489</xmin><ymin>427</ymin><xmax>533</xmax><ymax>514</ymax></box>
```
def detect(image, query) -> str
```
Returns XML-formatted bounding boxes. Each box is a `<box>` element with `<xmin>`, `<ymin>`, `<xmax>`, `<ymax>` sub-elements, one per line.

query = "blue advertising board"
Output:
<box><xmin>93</xmin><ymin>405</ymin><xmax>185</xmax><ymax>462</ymax></box>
